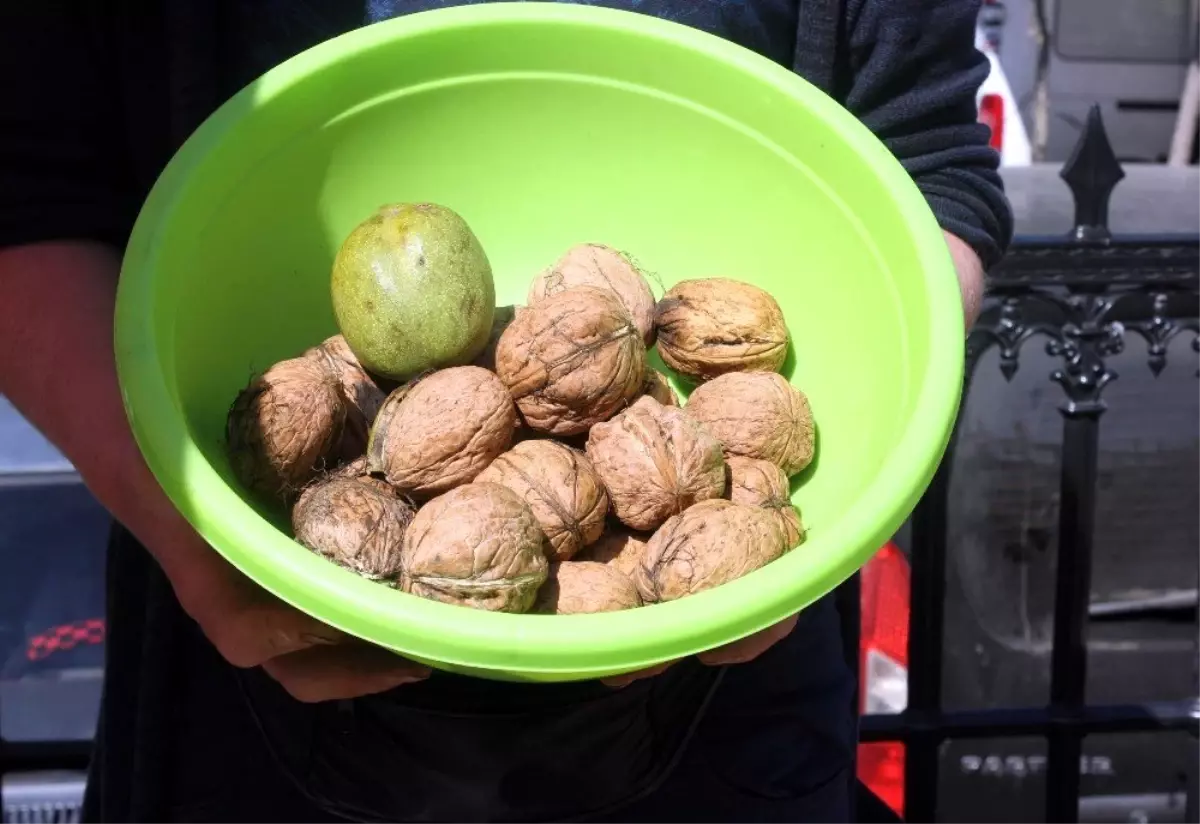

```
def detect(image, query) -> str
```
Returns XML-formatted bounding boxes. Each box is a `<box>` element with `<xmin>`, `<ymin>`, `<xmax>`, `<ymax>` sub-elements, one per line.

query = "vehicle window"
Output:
<box><xmin>1054</xmin><ymin>0</ymin><xmax>1195</xmax><ymax>63</ymax></box>
<box><xmin>0</xmin><ymin>398</ymin><xmax>109</xmax><ymax>744</ymax></box>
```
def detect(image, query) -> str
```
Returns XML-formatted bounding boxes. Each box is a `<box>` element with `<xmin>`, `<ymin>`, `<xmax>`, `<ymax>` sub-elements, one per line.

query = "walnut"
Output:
<box><xmin>642</xmin><ymin>368</ymin><xmax>680</xmax><ymax>407</ymax></box>
<box><xmin>319</xmin><ymin>455</ymin><xmax>395</xmax><ymax>495</ymax></box>
<box><xmin>367</xmin><ymin>366</ymin><xmax>517</xmax><ymax>498</ymax></box>
<box><xmin>577</xmin><ymin>527</ymin><xmax>649</xmax><ymax>581</ymax></box>
<box><xmin>684</xmin><ymin>372</ymin><xmax>815</xmax><ymax>476</ymax></box>
<box><xmin>306</xmin><ymin>334</ymin><xmax>387</xmax><ymax>462</ymax></box>
<box><xmin>725</xmin><ymin>456</ymin><xmax>805</xmax><ymax>550</ymax></box>
<box><xmin>226</xmin><ymin>356</ymin><xmax>346</xmax><ymax>500</ymax></box>
<box><xmin>292</xmin><ymin>475</ymin><xmax>415</xmax><ymax>581</ymax></box>
<box><xmin>476</xmin><ymin>440</ymin><xmax>608</xmax><ymax>562</ymax></box>
<box><xmin>654</xmin><ymin>278</ymin><xmax>789</xmax><ymax>382</ymax></box>
<box><xmin>495</xmin><ymin>286</ymin><xmax>645</xmax><ymax>436</ymax></box>
<box><xmin>635</xmin><ymin>499</ymin><xmax>786</xmax><ymax>603</ymax></box>
<box><xmin>471</xmin><ymin>305</ymin><xmax>520</xmax><ymax>373</ymax></box>
<box><xmin>399</xmin><ymin>483</ymin><xmax>549</xmax><ymax>613</ymax></box>
<box><xmin>585</xmin><ymin>395</ymin><xmax>725</xmax><ymax>531</ymax></box>
<box><xmin>528</xmin><ymin>244</ymin><xmax>657</xmax><ymax>344</ymax></box>
<box><xmin>535</xmin><ymin>561</ymin><xmax>643</xmax><ymax>614</ymax></box>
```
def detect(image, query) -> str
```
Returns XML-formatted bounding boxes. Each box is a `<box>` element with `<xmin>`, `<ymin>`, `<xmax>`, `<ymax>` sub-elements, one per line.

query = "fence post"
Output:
<box><xmin>1043</xmin><ymin>104</ymin><xmax>1125</xmax><ymax>824</ymax></box>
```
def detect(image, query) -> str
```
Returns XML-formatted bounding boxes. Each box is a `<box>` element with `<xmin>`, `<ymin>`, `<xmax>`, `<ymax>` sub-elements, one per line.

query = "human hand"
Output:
<box><xmin>131</xmin><ymin>490</ymin><xmax>431</xmax><ymax>702</ymax></box>
<box><xmin>2</xmin><ymin>241</ymin><xmax>429</xmax><ymax>704</ymax></box>
<box><xmin>600</xmin><ymin>612</ymin><xmax>802</xmax><ymax>687</ymax></box>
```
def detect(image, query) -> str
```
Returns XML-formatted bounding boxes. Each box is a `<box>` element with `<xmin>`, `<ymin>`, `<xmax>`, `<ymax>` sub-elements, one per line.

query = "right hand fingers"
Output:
<box><xmin>262</xmin><ymin>641</ymin><xmax>431</xmax><ymax>703</ymax></box>
<box><xmin>161</xmin><ymin>511</ymin><xmax>426</xmax><ymax>692</ymax></box>
<box><xmin>165</xmin><ymin>527</ymin><xmax>344</xmax><ymax>667</ymax></box>
<box><xmin>201</xmin><ymin>584</ymin><xmax>346</xmax><ymax>669</ymax></box>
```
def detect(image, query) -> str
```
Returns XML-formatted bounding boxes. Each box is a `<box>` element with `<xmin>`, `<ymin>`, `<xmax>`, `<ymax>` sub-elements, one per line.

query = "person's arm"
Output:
<box><xmin>841</xmin><ymin>0</ymin><xmax>1013</xmax><ymax>326</ymax></box>
<box><xmin>0</xmin><ymin>5</ymin><xmax>425</xmax><ymax>701</ymax></box>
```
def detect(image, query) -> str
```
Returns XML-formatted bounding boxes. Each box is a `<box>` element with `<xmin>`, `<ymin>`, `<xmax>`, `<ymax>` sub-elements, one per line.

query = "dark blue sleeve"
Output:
<box><xmin>842</xmin><ymin>0</ymin><xmax>1014</xmax><ymax>269</ymax></box>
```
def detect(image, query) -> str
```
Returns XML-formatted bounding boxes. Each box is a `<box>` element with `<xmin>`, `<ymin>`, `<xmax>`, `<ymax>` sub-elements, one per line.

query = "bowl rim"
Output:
<box><xmin>115</xmin><ymin>1</ymin><xmax>964</xmax><ymax>678</ymax></box>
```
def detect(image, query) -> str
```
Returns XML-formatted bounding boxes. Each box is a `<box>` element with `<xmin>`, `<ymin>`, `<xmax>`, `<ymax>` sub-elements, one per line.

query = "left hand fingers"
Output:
<box><xmin>698</xmin><ymin>614</ymin><xmax>798</xmax><ymax>666</ymax></box>
<box><xmin>601</xmin><ymin>659</ymin><xmax>679</xmax><ymax>689</ymax></box>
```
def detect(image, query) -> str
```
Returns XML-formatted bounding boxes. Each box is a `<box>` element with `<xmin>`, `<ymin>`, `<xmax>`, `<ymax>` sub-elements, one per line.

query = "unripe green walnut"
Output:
<box><xmin>331</xmin><ymin>203</ymin><xmax>495</xmax><ymax>381</ymax></box>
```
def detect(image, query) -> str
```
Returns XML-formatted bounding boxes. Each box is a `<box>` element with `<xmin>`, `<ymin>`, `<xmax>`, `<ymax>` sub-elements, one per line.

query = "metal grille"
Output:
<box><xmin>2</xmin><ymin>772</ymin><xmax>85</xmax><ymax>824</ymax></box>
<box><xmin>3</xmin><ymin>803</ymin><xmax>82</xmax><ymax>824</ymax></box>
<box><xmin>858</xmin><ymin>107</ymin><xmax>1200</xmax><ymax>822</ymax></box>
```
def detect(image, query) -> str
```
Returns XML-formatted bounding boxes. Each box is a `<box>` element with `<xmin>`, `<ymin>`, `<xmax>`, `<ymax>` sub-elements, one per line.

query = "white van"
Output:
<box><xmin>977</xmin><ymin>26</ymin><xmax>1035</xmax><ymax>167</ymax></box>
<box><xmin>989</xmin><ymin>0</ymin><xmax>1197</xmax><ymax>163</ymax></box>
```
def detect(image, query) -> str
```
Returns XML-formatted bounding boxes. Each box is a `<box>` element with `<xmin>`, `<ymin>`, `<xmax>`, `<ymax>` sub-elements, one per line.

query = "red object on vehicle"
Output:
<box><xmin>26</xmin><ymin>618</ymin><xmax>106</xmax><ymax>661</ymax></box>
<box><xmin>856</xmin><ymin>542</ymin><xmax>912</xmax><ymax>818</ymax></box>
<box><xmin>979</xmin><ymin>93</ymin><xmax>1005</xmax><ymax>153</ymax></box>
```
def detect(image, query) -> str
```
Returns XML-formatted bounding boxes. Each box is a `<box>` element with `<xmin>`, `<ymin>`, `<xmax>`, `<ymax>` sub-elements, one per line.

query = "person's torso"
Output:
<box><xmin>222</xmin><ymin>0</ymin><xmax>801</xmax><ymax>95</ymax></box>
<box><xmin>93</xmin><ymin>3</ymin><xmax>855</xmax><ymax>821</ymax></box>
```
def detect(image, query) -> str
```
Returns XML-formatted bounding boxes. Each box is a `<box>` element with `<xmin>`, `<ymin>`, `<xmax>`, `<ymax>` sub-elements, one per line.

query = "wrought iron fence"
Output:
<box><xmin>857</xmin><ymin>106</ymin><xmax>1200</xmax><ymax>823</ymax></box>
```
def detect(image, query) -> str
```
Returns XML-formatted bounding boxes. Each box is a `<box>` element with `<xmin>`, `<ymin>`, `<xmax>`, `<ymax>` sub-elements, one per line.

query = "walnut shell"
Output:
<box><xmin>475</xmin><ymin>440</ymin><xmax>608</xmax><ymax>562</ymax></box>
<box><xmin>585</xmin><ymin>395</ymin><xmax>726</xmax><ymax>531</ymax></box>
<box><xmin>471</xmin><ymin>305</ymin><xmax>520</xmax><ymax>373</ymax></box>
<box><xmin>495</xmin><ymin>286</ymin><xmax>645</xmax><ymax>436</ymax></box>
<box><xmin>726</xmin><ymin>456</ymin><xmax>805</xmax><ymax>550</ymax></box>
<box><xmin>399</xmin><ymin>483</ymin><xmax>549</xmax><ymax>612</ymax></box>
<box><xmin>684</xmin><ymin>372</ymin><xmax>815</xmax><ymax>476</ymax></box>
<box><xmin>642</xmin><ymin>368</ymin><xmax>680</xmax><ymax>407</ymax></box>
<box><xmin>529</xmin><ymin>244</ymin><xmax>657</xmax><ymax>344</ymax></box>
<box><xmin>635</xmin><ymin>499</ymin><xmax>786</xmax><ymax>603</ymax></box>
<box><xmin>306</xmin><ymin>334</ymin><xmax>387</xmax><ymax>462</ymax></box>
<box><xmin>319</xmin><ymin>455</ymin><xmax>396</xmax><ymax>495</ymax></box>
<box><xmin>367</xmin><ymin>366</ymin><xmax>517</xmax><ymax>498</ymax></box>
<box><xmin>226</xmin><ymin>356</ymin><xmax>346</xmax><ymax>500</ymax></box>
<box><xmin>292</xmin><ymin>476</ymin><xmax>415</xmax><ymax>580</ymax></box>
<box><xmin>654</xmin><ymin>278</ymin><xmax>789</xmax><ymax>382</ymax></box>
<box><xmin>577</xmin><ymin>527</ymin><xmax>649</xmax><ymax>581</ymax></box>
<box><xmin>535</xmin><ymin>561</ymin><xmax>643</xmax><ymax>614</ymax></box>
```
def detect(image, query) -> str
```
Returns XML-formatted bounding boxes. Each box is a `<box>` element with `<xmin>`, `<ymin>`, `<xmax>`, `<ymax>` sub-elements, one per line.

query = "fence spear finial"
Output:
<box><xmin>1060</xmin><ymin>104</ymin><xmax>1125</xmax><ymax>243</ymax></box>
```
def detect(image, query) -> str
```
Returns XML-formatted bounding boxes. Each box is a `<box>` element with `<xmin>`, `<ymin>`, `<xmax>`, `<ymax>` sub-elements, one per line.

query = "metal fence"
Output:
<box><xmin>857</xmin><ymin>106</ymin><xmax>1200</xmax><ymax>823</ymax></box>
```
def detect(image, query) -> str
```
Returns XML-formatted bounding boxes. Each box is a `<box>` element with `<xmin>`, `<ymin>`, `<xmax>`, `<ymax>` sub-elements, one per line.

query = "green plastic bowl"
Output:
<box><xmin>115</xmin><ymin>3</ymin><xmax>963</xmax><ymax>682</ymax></box>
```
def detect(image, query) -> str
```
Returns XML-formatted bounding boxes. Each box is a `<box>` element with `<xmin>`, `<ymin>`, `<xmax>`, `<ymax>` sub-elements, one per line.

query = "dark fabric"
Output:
<box><xmin>0</xmin><ymin>0</ymin><xmax>1011</xmax><ymax>262</ymax></box>
<box><xmin>3</xmin><ymin>2</ymin><xmax>1010</xmax><ymax>821</ymax></box>
<box><xmin>840</xmin><ymin>0</ymin><xmax>1013</xmax><ymax>267</ymax></box>
<box><xmin>87</xmin><ymin>526</ymin><xmax>853</xmax><ymax>823</ymax></box>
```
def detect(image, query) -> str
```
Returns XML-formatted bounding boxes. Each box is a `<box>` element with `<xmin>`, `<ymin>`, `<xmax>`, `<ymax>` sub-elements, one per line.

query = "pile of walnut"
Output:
<box><xmin>225</xmin><ymin>243</ymin><xmax>815</xmax><ymax>615</ymax></box>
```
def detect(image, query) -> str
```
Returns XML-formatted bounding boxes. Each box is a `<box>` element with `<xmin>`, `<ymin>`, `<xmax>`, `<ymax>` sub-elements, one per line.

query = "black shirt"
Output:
<box><xmin>1</xmin><ymin>2</ymin><xmax>1011</xmax><ymax>821</ymax></box>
